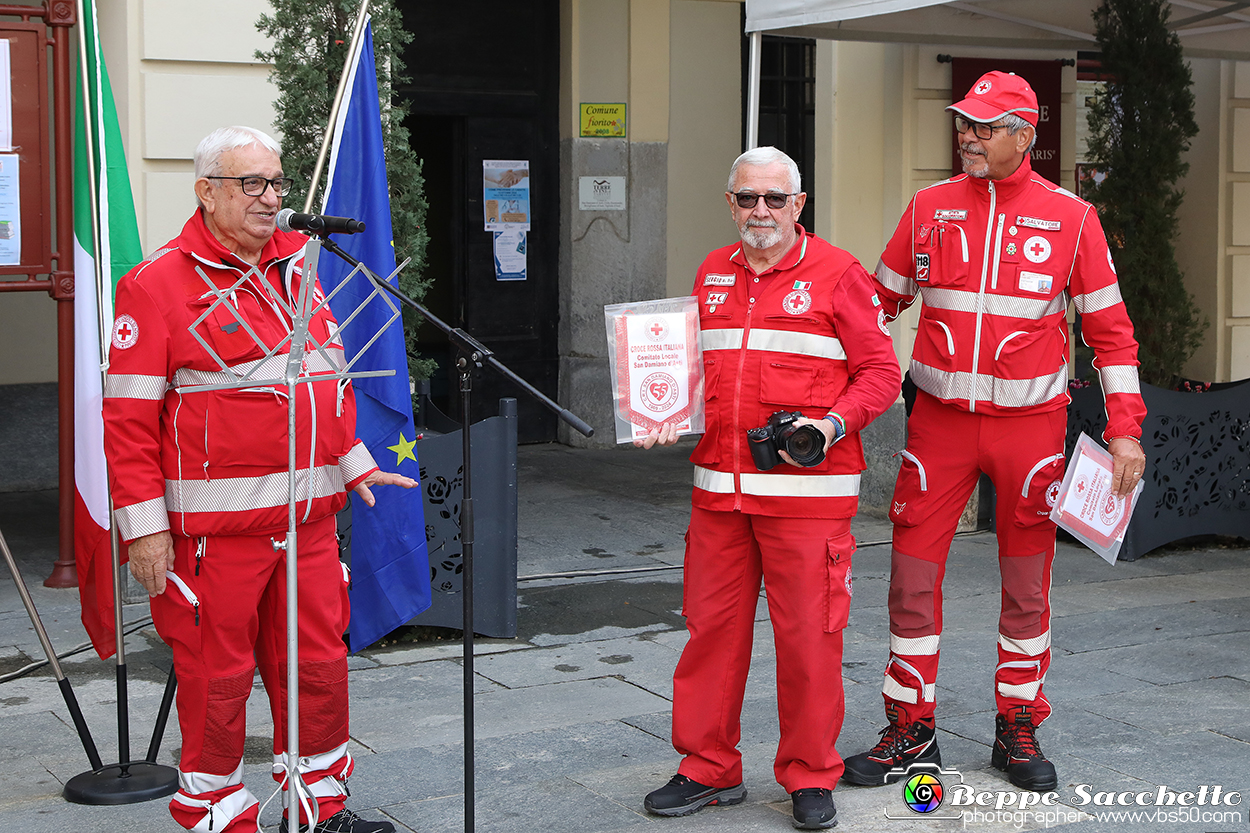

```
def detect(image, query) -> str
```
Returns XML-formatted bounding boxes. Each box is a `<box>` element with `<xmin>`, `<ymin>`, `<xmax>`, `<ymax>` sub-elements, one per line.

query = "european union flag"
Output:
<box><xmin>320</xmin><ymin>18</ymin><xmax>431</xmax><ymax>651</ymax></box>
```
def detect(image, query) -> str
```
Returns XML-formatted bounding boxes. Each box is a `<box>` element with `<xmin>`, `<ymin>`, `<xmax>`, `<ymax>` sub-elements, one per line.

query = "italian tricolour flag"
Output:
<box><xmin>73</xmin><ymin>0</ymin><xmax>142</xmax><ymax>659</ymax></box>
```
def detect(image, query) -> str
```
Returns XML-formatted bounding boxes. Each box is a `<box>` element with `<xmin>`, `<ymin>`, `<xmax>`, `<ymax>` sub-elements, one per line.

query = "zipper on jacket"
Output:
<box><xmin>165</xmin><ymin>571</ymin><xmax>200</xmax><ymax>626</ymax></box>
<box><xmin>194</xmin><ymin>537</ymin><xmax>205</xmax><ymax>576</ymax></box>
<box><xmin>731</xmin><ymin>281</ymin><xmax>755</xmax><ymax>512</ymax></box>
<box><xmin>969</xmin><ymin>181</ymin><xmax>998</xmax><ymax>412</ymax></box>
<box><xmin>989</xmin><ymin>214</ymin><xmax>1007</xmax><ymax>290</ymax></box>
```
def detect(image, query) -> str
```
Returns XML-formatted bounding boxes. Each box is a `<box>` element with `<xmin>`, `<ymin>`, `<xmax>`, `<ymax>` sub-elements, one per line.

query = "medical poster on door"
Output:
<box><xmin>482</xmin><ymin>159</ymin><xmax>530</xmax><ymax>231</ymax></box>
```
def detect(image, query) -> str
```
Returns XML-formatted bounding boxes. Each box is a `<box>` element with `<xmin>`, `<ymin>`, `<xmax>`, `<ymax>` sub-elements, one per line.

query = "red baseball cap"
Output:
<box><xmin>947</xmin><ymin>70</ymin><xmax>1039</xmax><ymax>127</ymax></box>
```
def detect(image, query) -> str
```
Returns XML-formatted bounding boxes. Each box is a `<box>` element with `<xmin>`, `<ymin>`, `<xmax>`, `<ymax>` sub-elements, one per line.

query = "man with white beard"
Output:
<box><xmin>636</xmin><ymin>146</ymin><xmax>900</xmax><ymax>829</ymax></box>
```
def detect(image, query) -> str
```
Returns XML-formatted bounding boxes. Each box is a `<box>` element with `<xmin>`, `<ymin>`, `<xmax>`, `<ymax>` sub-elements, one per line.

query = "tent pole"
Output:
<box><xmin>746</xmin><ymin>31</ymin><xmax>762</xmax><ymax>149</ymax></box>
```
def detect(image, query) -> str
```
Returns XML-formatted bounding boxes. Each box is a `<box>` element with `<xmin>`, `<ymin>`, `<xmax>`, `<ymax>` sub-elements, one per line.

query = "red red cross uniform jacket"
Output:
<box><xmin>671</xmin><ymin>227</ymin><xmax>900</xmax><ymax>792</ymax></box>
<box><xmin>691</xmin><ymin>226</ymin><xmax>902</xmax><ymax>517</ymax></box>
<box><xmin>103</xmin><ymin>211</ymin><xmax>378</xmax><ymax>544</ymax></box>
<box><xmin>869</xmin><ymin>158</ymin><xmax>1146</xmax><ymax>727</ymax></box>
<box><xmin>874</xmin><ymin>157</ymin><xmax>1145</xmax><ymax>437</ymax></box>
<box><xmin>102</xmin><ymin>211</ymin><xmax>377</xmax><ymax>832</ymax></box>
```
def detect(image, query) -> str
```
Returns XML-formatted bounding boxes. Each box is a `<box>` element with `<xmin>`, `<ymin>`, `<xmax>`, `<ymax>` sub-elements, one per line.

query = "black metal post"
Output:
<box><xmin>145</xmin><ymin>666</ymin><xmax>177</xmax><ymax>763</ymax></box>
<box><xmin>459</xmin><ymin>358</ymin><xmax>476</xmax><ymax>833</ymax></box>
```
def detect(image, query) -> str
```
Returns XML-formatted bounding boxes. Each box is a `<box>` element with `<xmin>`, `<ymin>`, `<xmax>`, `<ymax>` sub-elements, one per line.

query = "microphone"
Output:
<box><xmin>275</xmin><ymin>208</ymin><xmax>366</xmax><ymax>235</ymax></box>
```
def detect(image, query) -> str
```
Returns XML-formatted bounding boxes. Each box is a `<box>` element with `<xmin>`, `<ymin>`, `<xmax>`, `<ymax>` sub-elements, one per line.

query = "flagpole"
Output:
<box><xmin>303</xmin><ymin>0</ymin><xmax>371</xmax><ymax>213</ymax></box>
<box><xmin>63</xmin><ymin>0</ymin><xmax>178</xmax><ymax>804</ymax></box>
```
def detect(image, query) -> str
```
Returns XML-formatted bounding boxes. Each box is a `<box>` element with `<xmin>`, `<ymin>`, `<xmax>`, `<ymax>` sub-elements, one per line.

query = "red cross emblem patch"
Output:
<box><xmin>111</xmin><ymin>314</ymin><xmax>139</xmax><ymax>350</ymax></box>
<box><xmin>1024</xmin><ymin>235</ymin><xmax>1052</xmax><ymax>264</ymax></box>
<box><xmin>782</xmin><ymin>289</ymin><xmax>812</xmax><ymax>315</ymax></box>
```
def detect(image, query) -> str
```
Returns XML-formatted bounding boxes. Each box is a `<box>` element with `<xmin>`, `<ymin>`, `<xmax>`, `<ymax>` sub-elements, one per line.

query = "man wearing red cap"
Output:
<box><xmin>842</xmin><ymin>71</ymin><xmax>1146</xmax><ymax>792</ymax></box>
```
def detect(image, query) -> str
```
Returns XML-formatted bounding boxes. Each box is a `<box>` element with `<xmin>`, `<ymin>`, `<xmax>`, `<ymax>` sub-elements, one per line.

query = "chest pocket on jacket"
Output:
<box><xmin>186</xmin><ymin>294</ymin><xmax>269</xmax><ymax>365</ymax></box>
<box><xmin>760</xmin><ymin>359</ymin><xmax>821</xmax><ymax>407</ymax></box>
<box><xmin>915</xmin><ymin>221</ymin><xmax>970</xmax><ymax>288</ymax></box>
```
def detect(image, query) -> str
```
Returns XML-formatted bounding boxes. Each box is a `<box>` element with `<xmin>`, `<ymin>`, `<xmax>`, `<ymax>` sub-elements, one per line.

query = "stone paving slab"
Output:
<box><xmin>1087</xmin><ymin>631</ymin><xmax>1250</xmax><ymax>686</ymax></box>
<box><xmin>473</xmin><ymin>634</ymin><xmax>679</xmax><ymax>698</ymax></box>
<box><xmin>1078</xmin><ymin>676</ymin><xmax>1250</xmax><ymax>737</ymax></box>
<box><xmin>1051</xmin><ymin>567</ymin><xmax>1250</xmax><ymax>617</ymax></box>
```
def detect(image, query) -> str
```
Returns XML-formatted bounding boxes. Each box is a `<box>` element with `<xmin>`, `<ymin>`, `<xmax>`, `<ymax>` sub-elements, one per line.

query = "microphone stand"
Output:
<box><xmin>314</xmin><ymin>231</ymin><xmax>592</xmax><ymax>833</ymax></box>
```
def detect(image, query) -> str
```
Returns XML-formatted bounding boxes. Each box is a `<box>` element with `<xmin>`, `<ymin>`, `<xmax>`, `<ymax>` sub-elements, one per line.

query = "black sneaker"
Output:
<box><xmin>643</xmin><ymin>774</ymin><xmax>747</xmax><ymax>817</ymax></box>
<box><xmin>842</xmin><ymin>719</ymin><xmax>941</xmax><ymax>786</ymax></box>
<box><xmin>790</xmin><ymin>787</ymin><xmax>837</xmax><ymax>829</ymax></box>
<box><xmin>992</xmin><ymin>708</ymin><xmax>1057</xmax><ymax>792</ymax></box>
<box><xmin>278</xmin><ymin>808</ymin><xmax>395</xmax><ymax>833</ymax></box>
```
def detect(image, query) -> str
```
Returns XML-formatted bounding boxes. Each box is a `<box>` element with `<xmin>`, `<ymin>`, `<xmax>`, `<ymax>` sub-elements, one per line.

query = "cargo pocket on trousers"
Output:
<box><xmin>1014</xmin><ymin>453</ymin><xmax>1066</xmax><ymax>529</ymax></box>
<box><xmin>152</xmin><ymin>569</ymin><xmax>203</xmax><ymax>657</ymax></box>
<box><xmin>889</xmin><ymin>450</ymin><xmax>929</xmax><ymax>527</ymax></box>
<box><xmin>825</xmin><ymin>533</ymin><xmax>856</xmax><ymax>633</ymax></box>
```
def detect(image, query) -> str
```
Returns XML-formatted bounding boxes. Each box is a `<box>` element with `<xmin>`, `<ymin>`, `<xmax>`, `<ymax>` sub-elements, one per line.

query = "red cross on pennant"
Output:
<box><xmin>116</xmin><ymin>323</ymin><xmax>132</xmax><ymax>341</ymax></box>
<box><xmin>650</xmin><ymin>322</ymin><xmax>664</xmax><ymax>336</ymax></box>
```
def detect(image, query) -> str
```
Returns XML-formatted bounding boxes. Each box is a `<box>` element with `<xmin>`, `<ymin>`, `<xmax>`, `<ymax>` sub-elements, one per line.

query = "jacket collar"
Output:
<box><xmin>176</xmin><ymin>209</ymin><xmax>306</xmax><ymax>272</ymax></box>
<box><xmin>964</xmin><ymin>155</ymin><xmax>1035</xmax><ymax>201</ymax></box>
<box><xmin>730</xmin><ymin>224</ymin><xmax>810</xmax><ymax>276</ymax></box>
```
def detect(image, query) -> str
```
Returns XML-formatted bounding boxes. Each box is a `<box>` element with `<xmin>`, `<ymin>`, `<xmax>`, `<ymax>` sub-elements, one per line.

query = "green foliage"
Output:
<box><xmin>256</xmin><ymin>0</ymin><xmax>434</xmax><ymax>391</ymax></box>
<box><xmin>1084</xmin><ymin>0</ymin><xmax>1206</xmax><ymax>386</ymax></box>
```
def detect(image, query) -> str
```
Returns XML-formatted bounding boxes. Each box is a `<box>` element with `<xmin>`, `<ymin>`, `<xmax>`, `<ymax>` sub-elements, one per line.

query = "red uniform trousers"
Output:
<box><xmin>673</xmin><ymin>506</ymin><xmax>855</xmax><ymax>792</ymax></box>
<box><xmin>151</xmin><ymin>516</ymin><xmax>354</xmax><ymax>832</ymax></box>
<box><xmin>884</xmin><ymin>392</ymin><xmax>1065</xmax><ymax>728</ymax></box>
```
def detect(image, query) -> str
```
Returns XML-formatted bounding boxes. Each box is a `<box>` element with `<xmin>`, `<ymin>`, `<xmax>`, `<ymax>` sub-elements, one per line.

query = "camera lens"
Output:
<box><xmin>784</xmin><ymin>424</ymin><xmax>827</xmax><ymax>467</ymax></box>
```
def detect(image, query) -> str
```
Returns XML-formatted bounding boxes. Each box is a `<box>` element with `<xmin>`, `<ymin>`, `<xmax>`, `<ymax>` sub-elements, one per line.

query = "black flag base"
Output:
<box><xmin>63</xmin><ymin>761</ymin><xmax>179</xmax><ymax>805</ymax></box>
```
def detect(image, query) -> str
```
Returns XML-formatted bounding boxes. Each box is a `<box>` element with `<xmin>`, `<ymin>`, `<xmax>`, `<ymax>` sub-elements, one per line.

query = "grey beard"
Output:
<box><xmin>741</xmin><ymin>222</ymin><xmax>783</xmax><ymax>249</ymax></box>
<box><xmin>961</xmin><ymin>144</ymin><xmax>989</xmax><ymax>178</ymax></box>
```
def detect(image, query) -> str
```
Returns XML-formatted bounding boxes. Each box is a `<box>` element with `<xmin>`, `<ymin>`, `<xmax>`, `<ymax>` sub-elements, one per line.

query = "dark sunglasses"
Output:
<box><xmin>731</xmin><ymin>191</ymin><xmax>797</xmax><ymax>209</ymax></box>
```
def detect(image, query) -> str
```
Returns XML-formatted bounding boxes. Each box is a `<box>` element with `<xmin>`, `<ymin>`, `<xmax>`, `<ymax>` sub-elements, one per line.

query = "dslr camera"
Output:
<box><xmin>747</xmin><ymin>410</ymin><xmax>827</xmax><ymax>471</ymax></box>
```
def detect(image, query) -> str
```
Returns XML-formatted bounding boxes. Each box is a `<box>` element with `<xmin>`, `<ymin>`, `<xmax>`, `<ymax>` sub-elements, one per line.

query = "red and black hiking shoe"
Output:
<box><xmin>992</xmin><ymin>707</ymin><xmax>1058</xmax><ymax>792</ymax></box>
<box><xmin>841</xmin><ymin>717</ymin><xmax>941</xmax><ymax>786</ymax></box>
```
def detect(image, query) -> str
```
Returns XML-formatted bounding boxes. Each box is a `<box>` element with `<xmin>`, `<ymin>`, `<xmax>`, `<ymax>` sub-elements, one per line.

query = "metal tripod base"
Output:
<box><xmin>63</xmin><ymin>761</ymin><xmax>179</xmax><ymax>805</ymax></box>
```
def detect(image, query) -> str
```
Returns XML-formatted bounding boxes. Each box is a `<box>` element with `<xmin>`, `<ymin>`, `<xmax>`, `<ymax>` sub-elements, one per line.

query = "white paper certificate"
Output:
<box><xmin>1055</xmin><ymin>444</ymin><xmax>1129</xmax><ymax>548</ymax></box>
<box><xmin>614</xmin><ymin>311</ymin><xmax>698</xmax><ymax>438</ymax></box>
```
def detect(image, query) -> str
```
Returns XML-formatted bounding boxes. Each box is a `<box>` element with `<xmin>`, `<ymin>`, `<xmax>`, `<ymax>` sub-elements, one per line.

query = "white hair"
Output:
<box><xmin>727</xmin><ymin>146</ymin><xmax>801</xmax><ymax>194</ymax></box>
<box><xmin>1001</xmin><ymin>114</ymin><xmax>1039</xmax><ymax>153</ymax></box>
<box><xmin>194</xmin><ymin>126</ymin><xmax>282</xmax><ymax>207</ymax></box>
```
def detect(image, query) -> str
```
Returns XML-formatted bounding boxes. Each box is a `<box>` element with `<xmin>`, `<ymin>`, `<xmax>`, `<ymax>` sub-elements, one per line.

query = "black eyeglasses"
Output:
<box><xmin>731</xmin><ymin>191</ymin><xmax>797</xmax><ymax>209</ymax></box>
<box><xmin>205</xmin><ymin>176</ymin><xmax>295</xmax><ymax>197</ymax></box>
<box><xmin>954</xmin><ymin>117</ymin><xmax>1012</xmax><ymax>141</ymax></box>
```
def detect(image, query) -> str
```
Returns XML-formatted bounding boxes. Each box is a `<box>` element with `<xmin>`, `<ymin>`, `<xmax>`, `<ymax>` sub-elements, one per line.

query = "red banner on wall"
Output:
<box><xmin>950</xmin><ymin>58</ymin><xmax>1062</xmax><ymax>185</ymax></box>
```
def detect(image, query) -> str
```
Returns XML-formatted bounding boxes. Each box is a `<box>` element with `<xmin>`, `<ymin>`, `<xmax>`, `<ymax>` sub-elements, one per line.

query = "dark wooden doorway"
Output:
<box><xmin>400</xmin><ymin>0</ymin><xmax>560</xmax><ymax>443</ymax></box>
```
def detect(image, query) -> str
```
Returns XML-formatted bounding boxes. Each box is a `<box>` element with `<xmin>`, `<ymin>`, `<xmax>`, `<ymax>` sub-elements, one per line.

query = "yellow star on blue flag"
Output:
<box><xmin>387</xmin><ymin>432</ymin><xmax>417</xmax><ymax>466</ymax></box>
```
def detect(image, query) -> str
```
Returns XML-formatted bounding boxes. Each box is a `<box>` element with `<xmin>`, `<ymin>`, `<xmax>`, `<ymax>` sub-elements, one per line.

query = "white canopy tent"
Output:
<box><xmin>742</xmin><ymin>0</ymin><xmax>1250</xmax><ymax>146</ymax></box>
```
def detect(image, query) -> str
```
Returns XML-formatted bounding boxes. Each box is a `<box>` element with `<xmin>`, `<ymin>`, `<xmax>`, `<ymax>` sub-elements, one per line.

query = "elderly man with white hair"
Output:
<box><xmin>103</xmin><ymin>126</ymin><xmax>411</xmax><ymax>833</ymax></box>
<box><xmin>636</xmin><ymin>146</ymin><xmax>900</xmax><ymax>829</ymax></box>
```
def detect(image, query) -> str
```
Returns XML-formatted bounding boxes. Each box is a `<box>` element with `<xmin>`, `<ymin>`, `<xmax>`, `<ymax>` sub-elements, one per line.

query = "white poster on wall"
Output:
<box><xmin>0</xmin><ymin>154</ymin><xmax>20</xmax><ymax>265</ymax></box>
